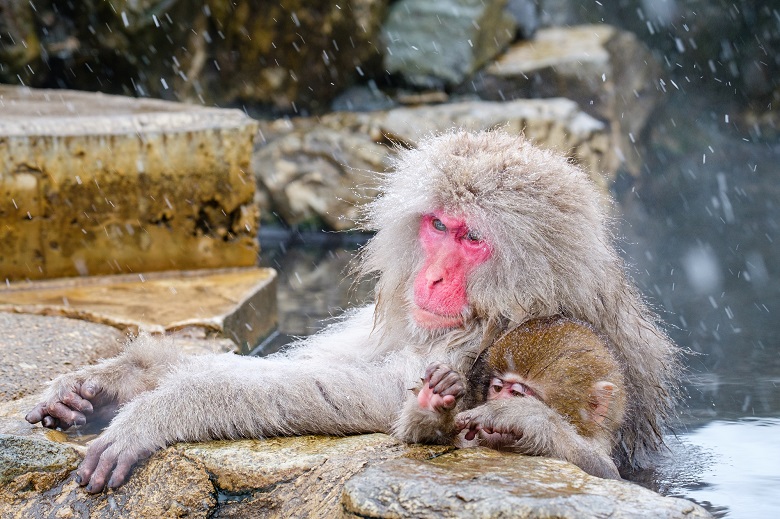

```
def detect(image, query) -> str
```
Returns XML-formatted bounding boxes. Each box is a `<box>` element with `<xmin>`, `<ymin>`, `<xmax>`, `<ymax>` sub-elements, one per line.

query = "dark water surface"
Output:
<box><xmin>257</xmin><ymin>99</ymin><xmax>780</xmax><ymax>517</ymax></box>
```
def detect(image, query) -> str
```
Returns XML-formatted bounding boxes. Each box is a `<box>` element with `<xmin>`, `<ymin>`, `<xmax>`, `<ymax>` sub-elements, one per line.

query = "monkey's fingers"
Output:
<box><xmin>424</xmin><ymin>362</ymin><xmax>450</xmax><ymax>386</ymax></box>
<box><xmin>78</xmin><ymin>381</ymin><xmax>104</xmax><ymax>401</ymax></box>
<box><xmin>45</xmin><ymin>402</ymin><xmax>88</xmax><ymax>428</ymax></box>
<box><xmin>432</xmin><ymin>372</ymin><xmax>464</xmax><ymax>398</ymax></box>
<box><xmin>77</xmin><ymin>441</ymin><xmax>111</xmax><ymax>493</ymax></box>
<box><xmin>433</xmin><ymin>394</ymin><xmax>457</xmax><ymax>411</ymax></box>
<box><xmin>62</xmin><ymin>391</ymin><xmax>94</xmax><ymax>414</ymax></box>
<box><xmin>25</xmin><ymin>403</ymin><xmax>48</xmax><ymax>425</ymax></box>
<box><xmin>108</xmin><ymin>451</ymin><xmax>145</xmax><ymax>490</ymax></box>
<box><xmin>463</xmin><ymin>426</ymin><xmax>481</xmax><ymax>441</ymax></box>
<box><xmin>423</xmin><ymin>361</ymin><xmax>444</xmax><ymax>379</ymax></box>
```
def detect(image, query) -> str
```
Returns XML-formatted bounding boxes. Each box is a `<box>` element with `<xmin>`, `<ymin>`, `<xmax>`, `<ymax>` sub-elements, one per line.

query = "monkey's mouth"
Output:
<box><xmin>412</xmin><ymin>307</ymin><xmax>464</xmax><ymax>329</ymax></box>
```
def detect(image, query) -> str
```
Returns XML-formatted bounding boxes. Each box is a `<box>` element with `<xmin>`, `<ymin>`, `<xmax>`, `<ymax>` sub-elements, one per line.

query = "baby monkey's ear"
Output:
<box><xmin>588</xmin><ymin>381</ymin><xmax>616</xmax><ymax>424</ymax></box>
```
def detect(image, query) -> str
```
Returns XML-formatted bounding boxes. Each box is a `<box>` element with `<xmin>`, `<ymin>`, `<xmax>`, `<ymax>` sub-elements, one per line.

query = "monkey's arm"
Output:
<box><xmin>456</xmin><ymin>398</ymin><xmax>620</xmax><ymax>479</ymax></box>
<box><xmin>26</xmin><ymin>334</ymin><xmax>184</xmax><ymax>429</ymax></box>
<box><xmin>75</xmin><ymin>346</ymin><xmax>422</xmax><ymax>492</ymax></box>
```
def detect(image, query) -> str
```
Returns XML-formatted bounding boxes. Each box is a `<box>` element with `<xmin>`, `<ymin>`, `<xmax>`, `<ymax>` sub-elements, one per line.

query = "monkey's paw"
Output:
<box><xmin>76</xmin><ymin>432</ymin><xmax>153</xmax><ymax>493</ymax></box>
<box><xmin>418</xmin><ymin>362</ymin><xmax>464</xmax><ymax>412</ymax></box>
<box><xmin>26</xmin><ymin>377</ymin><xmax>118</xmax><ymax>430</ymax></box>
<box><xmin>456</xmin><ymin>405</ymin><xmax>520</xmax><ymax>447</ymax></box>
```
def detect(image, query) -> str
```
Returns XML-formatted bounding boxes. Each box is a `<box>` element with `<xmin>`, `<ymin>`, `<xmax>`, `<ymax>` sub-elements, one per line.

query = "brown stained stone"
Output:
<box><xmin>342</xmin><ymin>448</ymin><xmax>714</xmax><ymax>519</ymax></box>
<box><xmin>0</xmin><ymin>267</ymin><xmax>277</xmax><ymax>353</ymax></box>
<box><xmin>0</xmin><ymin>85</ymin><xmax>259</xmax><ymax>281</ymax></box>
<box><xmin>0</xmin><ymin>438</ymin><xmax>215</xmax><ymax>519</ymax></box>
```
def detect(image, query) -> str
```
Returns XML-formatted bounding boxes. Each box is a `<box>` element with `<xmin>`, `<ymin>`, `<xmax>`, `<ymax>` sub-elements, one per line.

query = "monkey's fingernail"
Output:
<box><xmin>75</xmin><ymin>474</ymin><xmax>82</xmax><ymax>484</ymax></box>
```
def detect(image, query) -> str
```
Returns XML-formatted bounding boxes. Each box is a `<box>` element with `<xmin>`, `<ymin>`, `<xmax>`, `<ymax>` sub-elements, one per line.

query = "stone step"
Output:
<box><xmin>0</xmin><ymin>267</ymin><xmax>277</xmax><ymax>354</ymax></box>
<box><xmin>0</xmin><ymin>86</ymin><xmax>259</xmax><ymax>281</ymax></box>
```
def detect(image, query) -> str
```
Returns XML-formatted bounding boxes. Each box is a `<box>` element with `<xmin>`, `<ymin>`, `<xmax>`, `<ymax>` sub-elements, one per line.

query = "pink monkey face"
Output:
<box><xmin>412</xmin><ymin>212</ymin><xmax>492</xmax><ymax>329</ymax></box>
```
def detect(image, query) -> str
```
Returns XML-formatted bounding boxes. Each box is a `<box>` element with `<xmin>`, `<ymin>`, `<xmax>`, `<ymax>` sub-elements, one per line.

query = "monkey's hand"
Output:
<box><xmin>25</xmin><ymin>375</ymin><xmax>118</xmax><ymax>430</ymax></box>
<box><xmin>26</xmin><ymin>334</ymin><xmax>183</xmax><ymax>431</ymax></box>
<box><xmin>417</xmin><ymin>362</ymin><xmax>465</xmax><ymax>412</ymax></box>
<box><xmin>75</xmin><ymin>423</ymin><xmax>155</xmax><ymax>493</ymax></box>
<box><xmin>456</xmin><ymin>399</ymin><xmax>621</xmax><ymax>479</ymax></box>
<box><xmin>455</xmin><ymin>401</ymin><xmax>526</xmax><ymax>447</ymax></box>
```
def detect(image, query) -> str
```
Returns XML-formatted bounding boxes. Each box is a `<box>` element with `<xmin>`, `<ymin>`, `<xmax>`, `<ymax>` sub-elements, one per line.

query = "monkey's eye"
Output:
<box><xmin>431</xmin><ymin>218</ymin><xmax>446</xmax><ymax>232</ymax></box>
<box><xmin>490</xmin><ymin>377</ymin><xmax>503</xmax><ymax>394</ymax></box>
<box><xmin>509</xmin><ymin>383</ymin><xmax>537</xmax><ymax>398</ymax></box>
<box><xmin>510</xmin><ymin>383</ymin><xmax>531</xmax><ymax>397</ymax></box>
<box><xmin>466</xmin><ymin>229</ymin><xmax>482</xmax><ymax>242</ymax></box>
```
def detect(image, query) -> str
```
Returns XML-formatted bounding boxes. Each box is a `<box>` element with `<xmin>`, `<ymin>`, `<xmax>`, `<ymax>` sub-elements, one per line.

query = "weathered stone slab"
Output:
<box><xmin>342</xmin><ymin>448</ymin><xmax>713</xmax><ymax>518</ymax></box>
<box><xmin>382</xmin><ymin>0</ymin><xmax>516</xmax><ymax>88</ymax></box>
<box><xmin>0</xmin><ymin>267</ymin><xmax>277</xmax><ymax>353</ymax></box>
<box><xmin>179</xmin><ymin>434</ymin><xmax>450</xmax><ymax>517</ymax></box>
<box><xmin>466</xmin><ymin>24</ymin><xmax>663</xmax><ymax>175</ymax></box>
<box><xmin>0</xmin><ymin>421</ymin><xmax>447</xmax><ymax>519</ymax></box>
<box><xmin>0</xmin><ymin>313</ymin><xmax>123</xmax><ymax>401</ymax></box>
<box><xmin>0</xmin><ymin>86</ymin><xmax>259</xmax><ymax>281</ymax></box>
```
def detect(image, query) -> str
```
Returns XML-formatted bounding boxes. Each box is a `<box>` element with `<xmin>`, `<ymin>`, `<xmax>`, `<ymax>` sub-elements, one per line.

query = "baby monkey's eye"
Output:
<box><xmin>432</xmin><ymin>218</ymin><xmax>446</xmax><ymax>231</ymax></box>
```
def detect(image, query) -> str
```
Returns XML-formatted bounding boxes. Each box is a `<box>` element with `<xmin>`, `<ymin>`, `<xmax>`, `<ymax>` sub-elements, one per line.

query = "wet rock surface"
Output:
<box><xmin>181</xmin><ymin>434</ymin><xmax>450</xmax><ymax>518</ymax></box>
<box><xmin>0</xmin><ymin>86</ymin><xmax>259</xmax><ymax>281</ymax></box>
<box><xmin>0</xmin><ymin>267</ymin><xmax>277</xmax><ymax>354</ymax></box>
<box><xmin>0</xmin><ymin>422</ymin><xmax>711</xmax><ymax>519</ymax></box>
<box><xmin>343</xmin><ymin>448</ymin><xmax>713</xmax><ymax>518</ymax></box>
<box><xmin>0</xmin><ymin>433</ymin><xmax>216</xmax><ymax>519</ymax></box>
<box><xmin>0</xmin><ymin>313</ymin><xmax>122</xmax><ymax>401</ymax></box>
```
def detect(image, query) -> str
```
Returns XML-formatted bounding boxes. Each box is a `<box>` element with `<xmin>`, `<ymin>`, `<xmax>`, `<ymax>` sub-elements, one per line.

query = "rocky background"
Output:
<box><xmin>2</xmin><ymin>0</ymin><xmax>778</xmax><ymax>232</ymax></box>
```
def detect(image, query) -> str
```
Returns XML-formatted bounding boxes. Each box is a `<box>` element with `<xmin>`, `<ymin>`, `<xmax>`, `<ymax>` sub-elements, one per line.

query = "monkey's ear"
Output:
<box><xmin>588</xmin><ymin>381</ymin><xmax>616</xmax><ymax>424</ymax></box>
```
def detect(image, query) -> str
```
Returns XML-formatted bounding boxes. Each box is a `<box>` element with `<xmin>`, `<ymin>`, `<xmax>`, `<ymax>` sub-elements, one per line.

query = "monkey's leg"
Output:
<box><xmin>75</xmin><ymin>349</ymin><xmax>424</xmax><ymax>492</ymax></box>
<box><xmin>456</xmin><ymin>399</ymin><xmax>620</xmax><ymax>479</ymax></box>
<box><xmin>26</xmin><ymin>334</ymin><xmax>184</xmax><ymax>430</ymax></box>
<box><xmin>393</xmin><ymin>362</ymin><xmax>465</xmax><ymax>444</ymax></box>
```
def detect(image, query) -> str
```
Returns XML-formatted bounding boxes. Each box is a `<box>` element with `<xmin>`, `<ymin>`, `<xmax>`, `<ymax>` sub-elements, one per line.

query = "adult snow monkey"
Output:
<box><xmin>27</xmin><ymin>129</ymin><xmax>680</xmax><ymax>492</ymax></box>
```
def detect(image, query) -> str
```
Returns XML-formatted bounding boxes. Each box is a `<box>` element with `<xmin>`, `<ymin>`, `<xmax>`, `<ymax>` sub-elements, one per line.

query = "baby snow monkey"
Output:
<box><xmin>395</xmin><ymin>316</ymin><xmax>626</xmax><ymax>479</ymax></box>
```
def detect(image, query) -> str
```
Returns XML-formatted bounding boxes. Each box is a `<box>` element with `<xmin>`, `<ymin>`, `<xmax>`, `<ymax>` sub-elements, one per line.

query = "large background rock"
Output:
<box><xmin>381</xmin><ymin>0</ymin><xmax>516</xmax><ymax>88</ymax></box>
<box><xmin>464</xmin><ymin>25</ymin><xmax>663</xmax><ymax>175</ymax></box>
<box><xmin>254</xmin><ymin>98</ymin><xmax>614</xmax><ymax>229</ymax></box>
<box><xmin>0</xmin><ymin>0</ymin><xmax>388</xmax><ymax>112</ymax></box>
